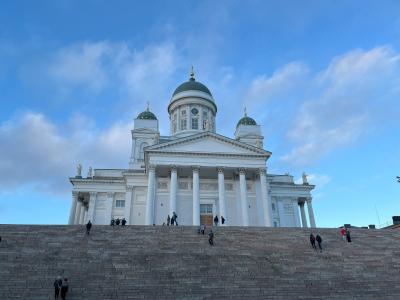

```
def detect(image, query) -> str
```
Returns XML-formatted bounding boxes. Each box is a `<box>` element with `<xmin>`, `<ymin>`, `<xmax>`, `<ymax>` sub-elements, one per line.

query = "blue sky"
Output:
<box><xmin>1</xmin><ymin>0</ymin><xmax>400</xmax><ymax>227</ymax></box>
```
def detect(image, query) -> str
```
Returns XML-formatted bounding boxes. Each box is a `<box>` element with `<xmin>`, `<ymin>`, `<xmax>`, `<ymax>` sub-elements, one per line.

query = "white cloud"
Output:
<box><xmin>45</xmin><ymin>41</ymin><xmax>181</xmax><ymax>102</ymax></box>
<box><xmin>0</xmin><ymin>112</ymin><xmax>131</xmax><ymax>194</ymax></box>
<box><xmin>242</xmin><ymin>46</ymin><xmax>400</xmax><ymax>166</ymax></box>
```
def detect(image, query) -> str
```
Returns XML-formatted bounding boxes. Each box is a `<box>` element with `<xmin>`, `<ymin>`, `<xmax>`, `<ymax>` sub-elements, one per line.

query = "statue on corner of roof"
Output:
<box><xmin>302</xmin><ymin>172</ymin><xmax>308</xmax><ymax>185</ymax></box>
<box><xmin>76</xmin><ymin>163</ymin><xmax>82</xmax><ymax>178</ymax></box>
<box><xmin>87</xmin><ymin>166</ymin><xmax>93</xmax><ymax>178</ymax></box>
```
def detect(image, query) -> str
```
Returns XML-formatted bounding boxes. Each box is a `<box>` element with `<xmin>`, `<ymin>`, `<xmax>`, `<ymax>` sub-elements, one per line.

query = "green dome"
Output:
<box><xmin>172</xmin><ymin>77</ymin><xmax>212</xmax><ymax>97</ymax></box>
<box><xmin>237</xmin><ymin>115</ymin><xmax>257</xmax><ymax>127</ymax></box>
<box><xmin>137</xmin><ymin>109</ymin><xmax>157</xmax><ymax>120</ymax></box>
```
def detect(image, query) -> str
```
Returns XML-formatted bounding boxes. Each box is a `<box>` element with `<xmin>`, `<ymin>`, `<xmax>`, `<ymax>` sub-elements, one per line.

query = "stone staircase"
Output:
<box><xmin>0</xmin><ymin>225</ymin><xmax>399</xmax><ymax>299</ymax></box>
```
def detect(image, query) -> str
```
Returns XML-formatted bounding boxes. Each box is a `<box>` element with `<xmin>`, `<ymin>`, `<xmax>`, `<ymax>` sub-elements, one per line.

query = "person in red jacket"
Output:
<box><xmin>340</xmin><ymin>227</ymin><xmax>346</xmax><ymax>241</ymax></box>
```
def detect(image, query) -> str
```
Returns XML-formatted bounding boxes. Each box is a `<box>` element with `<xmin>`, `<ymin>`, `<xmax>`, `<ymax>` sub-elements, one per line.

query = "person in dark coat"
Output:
<box><xmin>167</xmin><ymin>215</ymin><xmax>171</xmax><ymax>226</ymax></box>
<box><xmin>86</xmin><ymin>220</ymin><xmax>92</xmax><ymax>235</ymax></box>
<box><xmin>214</xmin><ymin>215</ymin><xmax>219</xmax><ymax>226</ymax></box>
<box><xmin>172</xmin><ymin>212</ymin><xmax>178</xmax><ymax>226</ymax></box>
<box><xmin>115</xmin><ymin>218</ymin><xmax>120</xmax><ymax>226</ymax></box>
<box><xmin>208</xmin><ymin>230</ymin><xmax>214</xmax><ymax>245</ymax></box>
<box><xmin>346</xmin><ymin>229</ymin><xmax>352</xmax><ymax>242</ymax></box>
<box><xmin>60</xmin><ymin>278</ymin><xmax>69</xmax><ymax>300</ymax></box>
<box><xmin>121</xmin><ymin>218</ymin><xmax>127</xmax><ymax>226</ymax></box>
<box><xmin>309</xmin><ymin>233</ymin><xmax>316</xmax><ymax>250</ymax></box>
<box><xmin>316</xmin><ymin>234</ymin><xmax>322</xmax><ymax>252</ymax></box>
<box><xmin>221</xmin><ymin>216</ymin><xmax>225</xmax><ymax>225</ymax></box>
<box><xmin>53</xmin><ymin>276</ymin><xmax>62</xmax><ymax>299</ymax></box>
<box><xmin>110</xmin><ymin>219</ymin><xmax>115</xmax><ymax>226</ymax></box>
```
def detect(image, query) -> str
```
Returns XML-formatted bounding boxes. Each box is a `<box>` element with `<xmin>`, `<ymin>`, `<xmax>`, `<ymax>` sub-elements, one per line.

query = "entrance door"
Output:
<box><xmin>200</xmin><ymin>204</ymin><xmax>213</xmax><ymax>226</ymax></box>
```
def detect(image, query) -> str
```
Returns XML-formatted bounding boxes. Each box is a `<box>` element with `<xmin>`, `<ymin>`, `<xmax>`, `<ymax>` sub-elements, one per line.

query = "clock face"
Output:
<box><xmin>191</xmin><ymin>108</ymin><xmax>199</xmax><ymax>115</ymax></box>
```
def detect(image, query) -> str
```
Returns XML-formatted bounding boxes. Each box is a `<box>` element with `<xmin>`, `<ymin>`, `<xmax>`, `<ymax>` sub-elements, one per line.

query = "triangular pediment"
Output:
<box><xmin>146</xmin><ymin>132</ymin><xmax>270</xmax><ymax>157</ymax></box>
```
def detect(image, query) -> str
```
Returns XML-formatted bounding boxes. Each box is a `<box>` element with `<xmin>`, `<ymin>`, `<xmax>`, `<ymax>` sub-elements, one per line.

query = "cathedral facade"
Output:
<box><xmin>69</xmin><ymin>71</ymin><xmax>316</xmax><ymax>228</ymax></box>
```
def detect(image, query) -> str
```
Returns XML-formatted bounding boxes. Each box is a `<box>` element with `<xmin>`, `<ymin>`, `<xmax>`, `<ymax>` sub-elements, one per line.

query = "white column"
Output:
<box><xmin>217</xmin><ymin>167</ymin><xmax>226</xmax><ymax>226</ymax></box>
<box><xmin>79</xmin><ymin>204</ymin><xmax>85</xmax><ymax>224</ymax></box>
<box><xmin>192</xmin><ymin>166</ymin><xmax>200</xmax><ymax>226</ymax></box>
<box><xmin>86</xmin><ymin>192</ymin><xmax>97</xmax><ymax>223</ymax></box>
<box><xmin>292</xmin><ymin>199</ymin><xmax>301</xmax><ymax>227</ymax></box>
<box><xmin>239</xmin><ymin>168</ymin><xmax>249</xmax><ymax>226</ymax></box>
<box><xmin>106</xmin><ymin>192</ymin><xmax>114</xmax><ymax>224</ymax></box>
<box><xmin>145</xmin><ymin>164</ymin><xmax>156</xmax><ymax>225</ymax></box>
<box><xmin>306</xmin><ymin>197</ymin><xmax>316</xmax><ymax>228</ymax></box>
<box><xmin>74</xmin><ymin>200</ymin><xmax>82</xmax><ymax>224</ymax></box>
<box><xmin>68</xmin><ymin>191</ymin><xmax>78</xmax><ymax>225</ymax></box>
<box><xmin>299</xmin><ymin>201</ymin><xmax>308</xmax><ymax>228</ymax></box>
<box><xmin>169</xmin><ymin>166</ymin><xmax>178</xmax><ymax>216</ymax></box>
<box><xmin>125</xmin><ymin>186</ymin><xmax>133</xmax><ymax>224</ymax></box>
<box><xmin>259</xmin><ymin>168</ymin><xmax>272</xmax><ymax>227</ymax></box>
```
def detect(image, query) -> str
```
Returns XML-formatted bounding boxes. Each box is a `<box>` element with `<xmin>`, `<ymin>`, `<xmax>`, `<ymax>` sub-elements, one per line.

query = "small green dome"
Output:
<box><xmin>137</xmin><ymin>108</ymin><xmax>157</xmax><ymax>120</ymax></box>
<box><xmin>172</xmin><ymin>77</ymin><xmax>212</xmax><ymax>97</ymax></box>
<box><xmin>237</xmin><ymin>114</ymin><xmax>257</xmax><ymax>127</ymax></box>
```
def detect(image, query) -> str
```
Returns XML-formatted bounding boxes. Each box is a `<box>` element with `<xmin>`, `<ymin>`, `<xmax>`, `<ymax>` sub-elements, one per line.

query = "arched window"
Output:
<box><xmin>139</xmin><ymin>142</ymin><xmax>148</xmax><ymax>160</ymax></box>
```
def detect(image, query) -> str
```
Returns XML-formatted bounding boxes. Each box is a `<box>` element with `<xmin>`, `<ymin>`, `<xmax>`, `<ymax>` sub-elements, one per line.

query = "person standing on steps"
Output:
<box><xmin>316</xmin><ymin>234</ymin><xmax>322</xmax><ymax>252</ymax></box>
<box><xmin>221</xmin><ymin>216</ymin><xmax>225</xmax><ymax>225</ymax></box>
<box><xmin>86</xmin><ymin>220</ymin><xmax>92</xmax><ymax>235</ymax></box>
<box><xmin>60</xmin><ymin>278</ymin><xmax>69</xmax><ymax>300</ymax></box>
<box><xmin>115</xmin><ymin>218</ymin><xmax>120</xmax><ymax>226</ymax></box>
<box><xmin>53</xmin><ymin>276</ymin><xmax>62</xmax><ymax>299</ymax></box>
<box><xmin>121</xmin><ymin>218</ymin><xmax>127</xmax><ymax>226</ymax></box>
<box><xmin>214</xmin><ymin>215</ymin><xmax>219</xmax><ymax>226</ymax></box>
<box><xmin>172</xmin><ymin>211</ymin><xmax>178</xmax><ymax>226</ymax></box>
<box><xmin>340</xmin><ymin>227</ymin><xmax>346</xmax><ymax>241</ymax></box>
<box><xmin>167</xmin><ymin>215</ymin><xmax>170</xmax><ymax>226</ymax></box>
<box><xmin>346</xmin><ymin>228</ymin><xmax>352</xmax><ymax>242</ymax></box>
<box><xmin>208</xmin><ymin>230</ymin><xmax>214</xmax><ymax>245</ymax></box>
<box><xmin>110</xmin><ymin>218</ymin><xmax>115</xmax><ymax>226</ymax></box>
<box><xmin>309</xmin><ymin>233</ymin><xmax>316</xmax><ymax>250</ymax></box>
<box><xmin>201</xmin><ymin>224</ymin><xmax>205</xmax><ymax>235</ymax></box>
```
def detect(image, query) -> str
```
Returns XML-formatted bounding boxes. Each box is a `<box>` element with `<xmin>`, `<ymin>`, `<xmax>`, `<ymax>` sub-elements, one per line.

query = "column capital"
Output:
<box><xmin>217</xmin><ymin>166</ymin><xmax>225</xmax><ymax>174</ymax></box>
<box><xmin>89</xmin><ymin>191</ymin><xmax>97</xmax><ymax>197</ymax></box>
<box><xmin>126</xmin><ymin>185</ymin><xmax>134</xmax><ymax>191</ymax></box>
<box><xmin>72</xmin><ymin>191</ymin><xmax>79</xmax><ymax>197</ymax></box>
<box><xmin>298</xmin><ymin>199</ymin><xmax>305</xmax><ymax>206</ymax></box>
<box><xmin>148</xmin><ymin>164</ymin><xmax>156</xmax><ymax>171</ymax></box>
<box><xmin>107</xmin><ymin>192</ymin><xmax>115</xmax><ymax>198</ymax></box>
<box><xmin>170</xmin><ymin>165</ymin><xmax>178</xmax><ymax>172</ymax></box>
<box><xmin>306</xmin><ymin>197</ymin><xmax>313</xmax><ymax>204</ymax></box>
<box><xmin>192</xmin><ymin>165</ymin><xmax>200</xmax><ymax>172</ymax></box>
<box><xmin>239</xmin><ymin>167</ymin><xmax>246</xmax><ymax>175</ymax></box>
<box><xmin>258</xmin><ymin>168</ymin><xmax>267</xmax><ymax>176</ymax></box>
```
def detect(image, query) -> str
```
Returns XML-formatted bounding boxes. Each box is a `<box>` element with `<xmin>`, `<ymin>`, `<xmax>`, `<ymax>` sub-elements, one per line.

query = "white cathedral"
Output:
<box><xmin>68</xmin><ymin>70</ymin><xmax>316</xmax><ymax>228</ymax></box>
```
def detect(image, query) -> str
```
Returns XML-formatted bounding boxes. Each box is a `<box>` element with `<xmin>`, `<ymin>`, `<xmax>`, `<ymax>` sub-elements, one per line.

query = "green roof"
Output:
<box><xmin>172</xmin><ymin>77</ymin><xmax>212</xmax><ymax>97</ymax></box>
<box><xmin>237</xmin><ymin>115</ymin><xmax>257</xmax><ymax>127</ymax></box>
<box><xmin>137</xmin><ymin>109</ymin><xmax>157</xmax><ymax>120</ymax></box>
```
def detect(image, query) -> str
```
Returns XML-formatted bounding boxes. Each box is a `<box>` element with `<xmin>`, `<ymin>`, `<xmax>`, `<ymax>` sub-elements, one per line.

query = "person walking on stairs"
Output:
<box><xmin>309</xmin><ymin>233</ymin><xmax>316</xmax><ymax>250</ymax></box>
<box><xmin>172</xmin><ymin>211</ymin><xmax>178</xmax><ymax>226</ymax></box>
<box><xmin>214</xmin><ymin>215</ymin><xmax>219</xmax><ymax>226</ymax></box>
<box><xmin>316</xmin><ymin>234</ymin><xmax>322</xmax><ymax>252</ymax></box>
<box><xmin>86</xmin><ymin>220</ymin><xmax>92</xmax><ymax>235</ymax></box>
<box><xmin>221</xmin><ymin>216</ymin><xmax>225</xmax><ymax>225</ymax></box>
<box><xmin>208</xmin><ymin>230</ymin><xmax>214</xmax><ymax>245</ymax></box>
<box><xmin>53</xmin><ymin>276</ymin><xmax>62</xmax><ymax>299</ymax></box>
<box><xmin>346</xmin><ymin>228</ymin><xmax>352</xmax><ymax>242</ymax></box>
<box><xmin>110</xmin><ymin>218</ymin><xmax>115</xmax><ymax>226</ymax></box>
<box><xmin>167</xmin><ymin>215</ymin><xmax>171</xmax><ymax>226</ymax></box>
<box><xmin>115</xmin><ymin>218</ymin><xmax>120</xmax><ymax>226</ymax></box>
<box><xmin>340</xmin><ymin>227</ymin><xmax>346</xmax><ymax>241</ymax></box>
<box><xmin>121</xmin><ymin>218</ymin><xmax>127</xmax><ymax>226</ymax></box>
<box><xmin>60</xmin><ymin>278</ymin><xmax>69</xmax><ymax>300</ymax></box>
